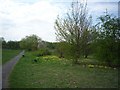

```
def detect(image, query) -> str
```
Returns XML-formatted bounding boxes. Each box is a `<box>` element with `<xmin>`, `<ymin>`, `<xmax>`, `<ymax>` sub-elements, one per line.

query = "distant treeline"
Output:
<box><xmin>1</xmin><ymin>37</ymin><xmax>57</xmax><ymax>50</ymax></box>
<box><xmin>2</xmin><ymin>39</ymin><xmax>20</xmax><ymax>49</ymax></box>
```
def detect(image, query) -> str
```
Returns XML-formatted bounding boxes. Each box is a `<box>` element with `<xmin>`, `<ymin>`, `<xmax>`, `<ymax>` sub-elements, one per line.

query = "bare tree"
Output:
<box><xmin>54</xmin><ymin>1</ymin><xmax>92</xmax><ymax>64</ymax></box>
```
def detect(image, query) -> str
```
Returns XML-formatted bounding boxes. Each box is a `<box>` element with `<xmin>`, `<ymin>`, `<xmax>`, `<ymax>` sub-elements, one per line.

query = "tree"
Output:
<box><xmin>1</xmin><ymin>37</ymin><xmax>6</xmax><ymax>49</ymax></box>
<box><xmin>7</xmin><ymin>41</ymin><xmax>20</xmax><ymax>49</ymax></box>
<box><xmin>20</xmin><ymin>34</ymin><xmax>42</xmax><ymax>51</ymax></box>
<box><xmin>1</xmin><ymin>37</ymin><xmax>20</xmax><ymax>49</ymax></box>
<box><xmin>95</xmin><ymin>13</ymin><xmax>120</xmax><ymax>66</ymax></box>
<box><xmin>54</xmin><ymin>1</ymin><xmax>92</xmax><ymax>64</ymax></box>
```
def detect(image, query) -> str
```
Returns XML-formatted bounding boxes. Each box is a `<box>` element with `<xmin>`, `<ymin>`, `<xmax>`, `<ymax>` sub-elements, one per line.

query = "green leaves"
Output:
<box><xmin>94</xmin><ymin>14</ymin><xmax>119</xmax><ymax>66</ymax></box>
<box><xmin>20</xmin><ymin>34</ymin><xmax>42</xmax><ymax>51</ymax></box>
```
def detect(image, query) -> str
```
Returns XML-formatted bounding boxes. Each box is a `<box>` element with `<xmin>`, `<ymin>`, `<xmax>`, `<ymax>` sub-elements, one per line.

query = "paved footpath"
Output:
<box><xmin>2</xmin><ymin>51</ymin><xmax>24</xmax><ymax>88</ymax></box>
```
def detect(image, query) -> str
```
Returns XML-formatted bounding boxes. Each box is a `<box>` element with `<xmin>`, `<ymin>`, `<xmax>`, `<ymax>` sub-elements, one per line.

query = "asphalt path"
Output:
<box><xmin>2</xmin><ymin>50</ymin><xmax>24</xmax><ymax>88</ymax></box>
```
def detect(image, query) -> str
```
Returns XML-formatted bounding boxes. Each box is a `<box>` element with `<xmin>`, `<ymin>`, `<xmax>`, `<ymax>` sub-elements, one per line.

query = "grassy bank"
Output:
<box><xmin>2</xmin><ymin>49</ymin><xmax>21</xmax><ymax>64</ymax></box>
<box><xmin>9</xmin><ymin>51</ymin><xmax>118</xmax><ymax>88</ymax></box>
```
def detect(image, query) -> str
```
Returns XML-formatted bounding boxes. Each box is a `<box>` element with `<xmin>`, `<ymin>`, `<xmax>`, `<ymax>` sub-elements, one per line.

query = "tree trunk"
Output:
<box><xmin>84</xmin><ymin>54</ymin><xmax>88</xmax><ymax>58</ymax></box>
<box><xmin>59</xmin><ymin>52</ymin><xmax>64</xmax><ymax>58</ymax></box>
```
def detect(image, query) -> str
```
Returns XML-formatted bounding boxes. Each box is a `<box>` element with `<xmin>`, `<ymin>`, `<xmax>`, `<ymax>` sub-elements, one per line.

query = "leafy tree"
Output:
<box><xmin>20</xmin><ymin>34</ymin><xmax>42</xmax><ymax>51</ymax></box>
<box><xmin>1</xmin><ymin>37</ymin><xmax>20</xmax><ymax>49</ymax></box>
<box><xmin>1</xmin><ymin>37</ymin><xmax>7</xmax><ymax>49</ymax></box>
<box><xmin>7</xmin><ymin>41</ymin><xmax>20</xmax><ymax>49</ymax></box>
<box><xmin>54</xmin><ymin>1</ymin><xmax>92</xmax><ymax>64</ymax></box>
<box><xmin>46</xmin><ymin>42</ymin><xmax>55</xmax><ymax>50</ymax></box>
<box><xmin>42</xmin><ymin>41</ymin><xmax>56</xmax><ymax>50</ymax></box>
<box><xmin>95</xmin><ymin>14</ymin><xmax>120</xmax><ymax>66</ymax></box>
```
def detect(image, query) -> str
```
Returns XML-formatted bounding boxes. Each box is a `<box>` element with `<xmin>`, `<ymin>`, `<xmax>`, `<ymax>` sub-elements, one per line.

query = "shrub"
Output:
<box><xmin>36</xmin><ymin>49</ymin><xmax>51</xmax><ymax>56</ymax></box>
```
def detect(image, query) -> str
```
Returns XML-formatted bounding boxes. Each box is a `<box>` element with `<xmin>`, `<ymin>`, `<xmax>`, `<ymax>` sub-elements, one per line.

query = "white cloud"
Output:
<box><xmin>0</xmin><ymin>0</ymin><xmax>60</xmax><ymax>42</ymax></box>
<box><xmin>0</xmin><ymin>0</ymin><xmax>59</xmax><ymax>23</ymax></box>
<box><xmin>0</xmin><ymin>0</ymin><xmax>118</xmax><ymax>42</ymax></box>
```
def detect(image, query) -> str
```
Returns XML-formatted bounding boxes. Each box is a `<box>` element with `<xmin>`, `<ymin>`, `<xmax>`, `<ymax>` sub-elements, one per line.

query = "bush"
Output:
<box><xmin>36</xmin><ymin>49</ymin><xmax>51</xmax><ymax>56</ymax></box>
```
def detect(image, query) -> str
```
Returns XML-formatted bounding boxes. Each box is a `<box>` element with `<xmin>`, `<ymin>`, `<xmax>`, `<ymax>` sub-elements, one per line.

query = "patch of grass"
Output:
<box><xmin>0</xmin><ymin>48</ymin><xmax>2</xmax><ymax>65</ymax></box>
<box><xmin>9</xmin><ymin>51</ymin><xmax>118</xmax><ymax>88</ymax></box>
<box><xmin>79</xmin><ymin>56</ymin><xmax>110</xmax><ymax>67</ymax></box>
<box><xmin>2</xmin><ymin>49</ymin><xmax>21</xmax><ymax>64</ymax></box>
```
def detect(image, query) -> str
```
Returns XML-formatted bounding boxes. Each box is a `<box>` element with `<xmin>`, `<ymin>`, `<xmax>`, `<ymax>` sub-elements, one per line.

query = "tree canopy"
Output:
<box><xmin>20</xmin><ymin>34</ymin><xmax>42</xmax><ymax>51</ymax></box>
<box><xmin>94</xmin><ymin>14</ymin><xmax>120</xmax><ymax>66</ymax></box>
<box><xmin>54</xmin><ymin>1</ymin><xmax>92</xmax><ymax>64</ymax></box>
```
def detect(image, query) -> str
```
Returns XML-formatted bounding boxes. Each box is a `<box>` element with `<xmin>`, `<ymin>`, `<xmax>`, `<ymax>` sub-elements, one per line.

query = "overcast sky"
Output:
<box><xmin>0</xmin><ymin>0</ymin><xmax>119</xmax><ymax>42</ymax></box>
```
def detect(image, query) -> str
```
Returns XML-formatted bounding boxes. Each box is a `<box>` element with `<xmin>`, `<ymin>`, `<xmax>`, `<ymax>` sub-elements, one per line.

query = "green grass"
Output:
<box><xmin>9</xmin><ymin>51</ymin><xmax>118</xmax><ymax>88</ymax></box>
<box><xmin>0</xmin><ymin>48</ymin><xmax>2</xmax><ymax>65</ymax></box>
<box><xmin>2</xmin><ymin>49</ymin><xmax>21</xmax><ymax>64</ymax></box>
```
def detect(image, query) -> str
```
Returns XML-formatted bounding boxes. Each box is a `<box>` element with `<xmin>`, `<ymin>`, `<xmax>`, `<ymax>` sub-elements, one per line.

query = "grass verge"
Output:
<box><xmin>2</xmin><ymin>49</ymin><xmax>21</xmax><ymax>64</ymax></box>
<box><xmin>9</xmin><ymin>51</ymin><xmax>118</xmax><ymax>88</ymax></box>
